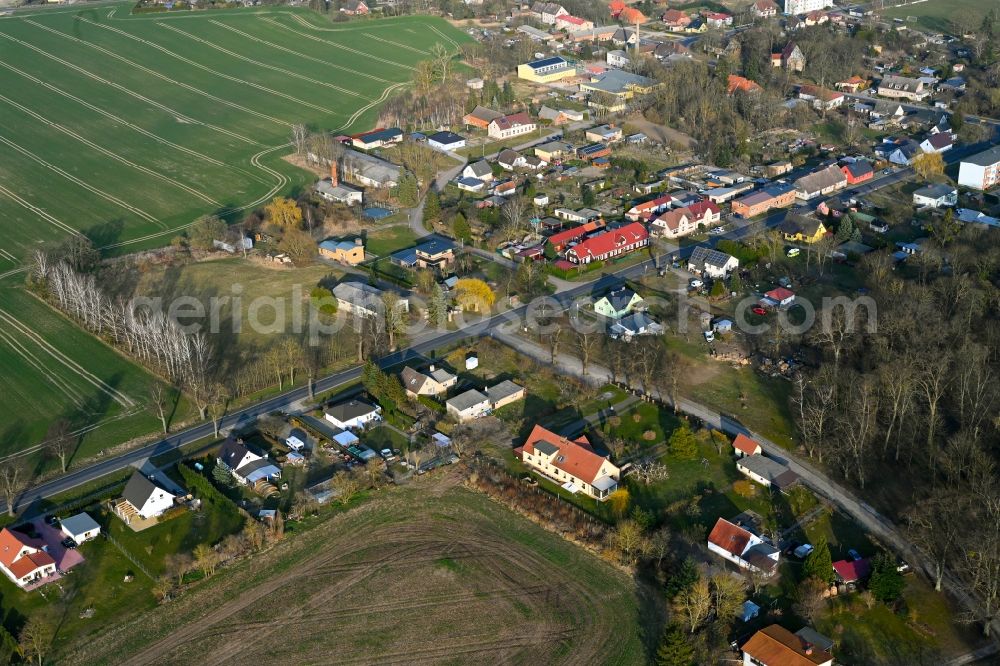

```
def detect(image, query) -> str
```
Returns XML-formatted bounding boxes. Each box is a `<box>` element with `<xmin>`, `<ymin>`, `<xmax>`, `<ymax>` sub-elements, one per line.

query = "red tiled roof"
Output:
<box><xmin>833</xmin><ymin>558</ymin><xmax>871</xmax><ymax>582</ymax></box>
<box><xmin>766</xmin><ymin>287</ymin><xmax>795</xmax><ymax>301</ymax></box>
<box><xmin>548</xmin><ymin>221</ymin><xmax>601</xmax><ymax>247</ymax></box>
<box><xmin>733</xmin><ymin>433</ymin><xmax>762</xmax><ymax>456</ymax></box>
<box><xmin>522</xmin><ymin>424</ymin><xmax>610</xmax><ymax>484</ymax></box>
<box><xmin>708</xmin><ymin>517</ymin><xmax>753</xmax><ymax>557</ymax></box>
<box><xmin>630</xmin><ymin>195</ymin><xmax>672</xmax><ymax>214</ymax></box>
<box><xmin>662</xmin><ymin>9</ymin><xmax>689</xmax><ymax>23</ymax></box>
<box><xmin>687</xmin><ymin>199</ymin><xmax>720</xmax><ymax>219</ymax></box>
<box><xmin>558</xmin><ymin>14</ymin><xmax>587</xmax><ymax>25</ymax></box>
<box><xmin>742</xmin><ymin>625</ymin><xmax>833</xmax><ymax>666</ymax></box>
<box><xmin>566</xmin><ymin>222</ymin><xmax>648</xmax><ymax>260</ymax></box>
<box><xmin>0</xmin><ymin>528</ymin><xmax>55</xmax><ymax>579</ymax></box>
<box><xmin>706</xmin><ymin>12</ymin><xmax>730</xmax><ymax>20</ymax></box>
<box><xmin>491</xmin><ymin>112</ymin><xmax>533</xmax><ymax>131</ymax></box>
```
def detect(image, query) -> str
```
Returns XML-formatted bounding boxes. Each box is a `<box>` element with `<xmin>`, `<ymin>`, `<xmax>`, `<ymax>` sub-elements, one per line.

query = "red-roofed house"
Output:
<box><xmin>705</xmin><ymin>11</ymin><xmax>732</xmax><ymax>28</ymax></box>
<box><xmin>764</xmin><ymin>287</ymin><xmax>796</xmax><ymax>307</ymax></box>
<box><xmin>687</xmin><ymin>199</ymin><xmax>721</xmax><ymax>227</ymax></box>
<box><xmin>661</xmin><ymin>9</ymin><xmax>691</xmax><ymax>29</ymax></box>
<box><xmin>728</xmin><ymin>75</ymin><xmax>762</xmax><ymax>95</ymax></box>
<box><xmin>733</xmin><ymin>433</ymin><xmax>763</xmax><ymax>458</ymax></box>
<box><xmin>556</xmin><ymin>14</ymin><xmax>594</xmax><ymax>30</ymax></box>
<box><xmin>0</xmin><ymin>527</ymin><xmax>57</xmax><ymax>589</ymax></box>
<box><xmin>547</xmin><ymin>220</ymin><xmax>603</xmax><ymax>252</ymax></box>
<box><xmin>833</xmin><ymin>558</ymin><xmax>872</xmax><ymax>584</ymax></box>
<box><xmin>626</xmin><ymin>194</ymin><xmax>673</xmax><ymax>221</ymax></box>
<box><xmin>488</xmin><ymin>113</ymin><xmax>538</xmax><ymax>140</ymax></box>
<box><xmin>836</xmin><ymin>75</ymin><xmax>868</xmax><ymax>93</ymax></box>
<box><xmin>609</xmin><ymin>0</ymin><xmax>626</xmax><ymax>17</ymax></box>
<box><xmin>707</xmin><ymin>517</ymin><xmax>779</xmax><ymax>575</ymax></box>
<box><xmin>564</xmin><ymin>222</ymin><xmax>649</xmax><ymax>264</ymax></box>
<box><xmin>517</xmin><ymin>424</ymin><xmax>621</xmax><ymax>499</ymax></box>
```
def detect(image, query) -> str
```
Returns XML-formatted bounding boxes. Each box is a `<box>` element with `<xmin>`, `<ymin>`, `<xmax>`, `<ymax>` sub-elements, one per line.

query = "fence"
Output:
<box><xmin>105</xmin><ymin>531</ymin><xmax>155</xmax><ymax>581</ymax></box>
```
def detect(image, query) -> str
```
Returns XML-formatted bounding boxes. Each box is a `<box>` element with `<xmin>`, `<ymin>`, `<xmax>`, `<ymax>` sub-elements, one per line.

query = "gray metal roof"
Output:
<box><xmin>326</xmin><ymin>399</ymin><xmax>379</xmax><ymax>422</ymax></box>
<box><xmin>486</xmin><ymin>380</ymin><xmax>523</xmax><ymax>404</ymax></box>
<box><xmin>963</xmin><ymin>145</ymin><xmax>1000</xmax><ymax>167</ymax></box>
<box><xmin>738</xmin><ymin>454</ymin><xmax>800</xmax><ymax>488</ymax></box>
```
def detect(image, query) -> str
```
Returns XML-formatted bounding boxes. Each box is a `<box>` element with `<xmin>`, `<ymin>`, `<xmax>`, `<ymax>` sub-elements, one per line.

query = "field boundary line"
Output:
<box><xmin>0</xmin><ymin>308</ymin><xmax>136</xmax><ymax>407</ymax></box>
<box><xmin>281</xmin><ymin>11</ymin><xmax>446</xmax><ymax>33</ymax></box>
<box><xmin>261</xmin><ymin>16</ymin><xmax>415</xmax><ymax>71</ymax></box>
<box><xmin>156</xmin><ymin>21</ymin><xmax>373</xmax><ymax>102</ymax></box>
<box><xmin>0</xmin><ymin>32</ymin><xmax>259</xmax><ymax>146</ymax></box>
<box><xmin>0</xmin><ymin>60</ymin><xmax>269</xmax><ymax>186</ymax></box>
<box><xmin>0</xmin><ymin>92</ymin><xmax>220</xmax><ymax>207</ymax></box>
<box><xmin>207</xmin><ymin>19</ymin><xmax>395</xmax><ymax>84</ymax></box>
<box><xmin>0</xmin><ymin>182</ymin><xmax>83</xmax><ymax>237</ymax></box>
<box><xmin>285</xmin><ymin>13</ymin><xmax>431</xmax><ymax>55</ymax></box>
<box><xmin>25</xmin><ymin>19</ymin><xmax>292</xmax><ymax>128</ymax></box>
<box><xmin>428</xmin><ymin>23</ymin><xmax>461</xmax><ymax>51</ymax></box>
<box><xmin>0</xmin><ymin>327</ymin><xmax>87</xmax><ymax>408</ymax></box>
<box><xmin>0</xmin><ymin>134</ymin><xmax>165</xmax><ymax>229</ymax></box>
<box><xmin>75</xmin><ymin>15</ymin><xmax>338</xmax><ymax>114</ymax></box>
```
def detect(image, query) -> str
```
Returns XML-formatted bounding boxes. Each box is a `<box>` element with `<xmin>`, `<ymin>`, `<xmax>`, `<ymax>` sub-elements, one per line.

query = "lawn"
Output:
<box><xmin>883</xmin><ymin>0</ymin><xmax>987</xmax><ymax>33</ymax></box>
<box><xmin>65</xmin><ymin>476</ymin><xmax>651</xmax><ymax>664</ymax></box>
<box><xmin>365</xmin><ymin>224</ymin><xmax>419</xmax><ymax>257</ymax></box>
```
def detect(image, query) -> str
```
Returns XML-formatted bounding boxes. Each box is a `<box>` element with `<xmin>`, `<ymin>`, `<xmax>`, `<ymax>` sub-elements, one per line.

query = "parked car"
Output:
<box><xmin>882</xmin><ymin>168</ymin><xmax>892</xmax><ymax>175</ymax></box>
<box><xmin>848</xmin><ymin>548</ymin><xmax>862</xmax><ymax>561</ymax></box>
<box><xmin>794</xmin><ymin>544</ymin><xmax>814</xmax><ymax>559</ymax></box>
<box><xmin>784</xmin><ymin>540</ymin><xmax>801</xmax><ymax>556</ymax></box>
<box><xmin>45</xmin><ymin>515</ymin><xmax>59</xmax><ymax>527</ymax></box>
<box><xmin>751</xmin><ymin>306</ymin><xmax>767</xmax><ymax>316</ymax></box>
<box><xmin>690</xmin><ymin>279</ymin><xmax>704</xmax><ymax>289</ymax></box>
<box><xmin>786</xmin><ymin>248</ymin><xmax>800</xmax><ymax>258</ymax></box>
<box><xmin>704</xmin><ymin>330</ymin><xmax>715</xmax><ymax>342</ymax></box>
<box><xmin>61</xmin><ymin>538</ymin><xmax>78</xmax><ymax>549</ymax></box>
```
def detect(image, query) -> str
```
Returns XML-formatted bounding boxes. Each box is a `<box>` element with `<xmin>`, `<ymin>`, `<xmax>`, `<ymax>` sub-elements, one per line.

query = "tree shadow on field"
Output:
<box><xmin>633</xmin><ymin>564</ymin><xmax>667</xmax><ymax>663</ymax></box>
<box><xmin>85</xmin><ymin>219</ymin><xmax>125</xmax><ymax>250</ymax></box>
<box><xmin>61</xmin><ymin>371</ymin><xmax>128</xmax><ymax>471</ymax></box>
<box><xmin>0</xmin><ymin>420</ymin><xmax>26</xmax><ymax>459</ymax></box>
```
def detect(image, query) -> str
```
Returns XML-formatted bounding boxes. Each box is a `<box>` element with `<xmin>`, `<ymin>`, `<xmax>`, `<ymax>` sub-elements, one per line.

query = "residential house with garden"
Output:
<box><xmin>707</xmin><ymin>517</ymin><xmax>779</xmax><ymax>576</ymax></box>
<box><xmin>515</xmin><ymin>424</ymin><xmax>621</xmax><ymax>500</ymax></box>
<box><xmin>687</xmin><ymin>246</ymin><xmax>738</xmax><ymax>279</ymax></box>
<box><xmin>0</xmin><ymin>527</ymin><xmax>57</xmax><ymax>589</ymax></box>
<box><xmin>401</xmin><ymin>364</ymin><xmax>457</xmax><ymax>398</ymax></box>
<box><xmin>740</xmin><ymin>624</ymin><xmax>833</xmax><ymax>666</ymax></box>
<box><xmin>217</xmin><ymin>438</ymin><xmax>282</xmax><ymax>487</ymax></box>
<box><xmin>325</xmin><ymin>399</ymin><xmax>382</xmax><ymax>430</ymax></box>
<box><xmin>594</xmin><ymin>286</ymin><xmax>643</xmax><ymax>319</ymax></box>
<box><xmin>112</xmin><ymin>471</ymin><xmax>181</xmax><ymax>526</ymax></box>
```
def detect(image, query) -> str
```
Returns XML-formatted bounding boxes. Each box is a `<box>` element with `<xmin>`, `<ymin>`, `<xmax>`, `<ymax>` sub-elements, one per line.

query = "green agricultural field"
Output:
<box><xmin>883</xmin><ymin>0</ymin><xmax>992</xmax><ymax>33</ymax></box>
<box><xmin>0</xmin><ymin>3</ymin><xmax>467</xmax><ymax>264</ymax></box>
<box><xmin>0</xmin><ymin>286</ymin><xmax>180</xmax><ymax>463</ymax></box>
<box><xmin>0</xmin><ymin>5</ymin><xmax>468</xmax><ymax>462</ymax></box>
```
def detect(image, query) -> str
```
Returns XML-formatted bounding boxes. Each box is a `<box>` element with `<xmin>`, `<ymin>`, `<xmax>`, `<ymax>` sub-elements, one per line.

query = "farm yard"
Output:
<box><xmin>0</xmin><ymin>4</ymin><xmax>468</xmax><ymax>462</ymax></box>
<box><xmin>64</xmin><ymin>475</ymin><xmax>650</xmax><ymax>665</ymax></box>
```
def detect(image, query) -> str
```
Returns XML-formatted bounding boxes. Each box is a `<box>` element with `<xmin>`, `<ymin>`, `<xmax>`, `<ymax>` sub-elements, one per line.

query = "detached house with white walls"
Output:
<box><xmin>707</xmin><ymin>517</ymin><xmax>779</xmax><ymax>576</ymax></box>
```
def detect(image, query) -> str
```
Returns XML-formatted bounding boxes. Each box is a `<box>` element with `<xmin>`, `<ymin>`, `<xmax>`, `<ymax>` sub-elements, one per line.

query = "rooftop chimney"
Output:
<box><xmin>429</xmin><ymin>364</ymin><xmax>436</xmax><ymax>372</ymax></box>
<box><xmin>331</xmin><ymin>162</ymin><xmax>339</xmax><ymax>187</ymax></box>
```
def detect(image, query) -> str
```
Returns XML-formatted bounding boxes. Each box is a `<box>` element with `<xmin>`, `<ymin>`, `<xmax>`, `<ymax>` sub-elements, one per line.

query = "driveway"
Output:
<box><xmin>32</xmin><ymin>518</ymin><xmax>85</xmax><ymax>571</ymax></box>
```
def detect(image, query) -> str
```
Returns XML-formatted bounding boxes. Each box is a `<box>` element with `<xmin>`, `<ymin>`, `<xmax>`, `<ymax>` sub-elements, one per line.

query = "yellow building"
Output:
<box><xmin>319</xmin><ymin>238</ymin><xmax>365</xmax><ymax>265</ymax></box>
<box><xmin>580</xmin><ymin>70</ymin><xmax>658</xmax><ymax>112</ymax></box>
<box><xmin>779</xmin><ymin>214</ymin><xmax>828</xmax><ymax>244</ymax></box>
<box><xmin>517</xmin><ymin>56</ymin><xmax>577</xmax><ymax>83</ymax></box>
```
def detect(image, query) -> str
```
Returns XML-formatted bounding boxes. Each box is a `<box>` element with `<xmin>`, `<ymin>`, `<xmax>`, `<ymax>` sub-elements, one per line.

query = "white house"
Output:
<box><xmin>217</xmin><ymin>438</ymin><xmax>281</xmax><ymax>486</ymax></box>
<box><xmin>60</xmin><ymin>513</ymin><xmax>101</xmax><ymax>544</ymax></box>
<box><xmin>446</xmin><ymin>389</ymin><xmax>491</xmax><ymax>422</ymax></box>
<box><xmin>733</xmin><ymin>434</ymin><xmax>762</xmax><ymax>458</ymax></box>
<box><xmin>114</xmin><ymin>472</ymin><xmax>179</xmax><ymax>524</ymax></box>
<box><xmin>427</xmin><ymin>131</ymin><xmax>467</xmax><ymax>152</ymax></box>
<box><xmin>957</xmin><ymin>145</ymin><xmax>1000</xmax><ymax>191</ymax></box>
<box><xmin>0</xmin><ymin>528</ymin><xmax>57</xmax><ymax>589</ymax></box>
<box><xmin>325</xmin><ymin>399</ymin><xmax>383</xmax><ymax>430</ymax></box>
<box><xmin>707</xmin><ymin>517</ymin><xmax>779</xmax><ymax>576</ymax></box>
<box><xmin>912</xmin><ymin>183</ymin><xmax>957</xmax><ymax>209</ymax></box>
<box><xmin>688</xmin><ymin>246</ymin><xmax>739</xmax><ymax>279</ymax></box>
<box><xmin>736</xmin><ymin>454</ymin><xmax>801</xmax><ymax>491</ymax></box>
<box><xmin>487</xmin><ymin>113</ymin><xmax>537</xmax><ymax>140</ymax></box>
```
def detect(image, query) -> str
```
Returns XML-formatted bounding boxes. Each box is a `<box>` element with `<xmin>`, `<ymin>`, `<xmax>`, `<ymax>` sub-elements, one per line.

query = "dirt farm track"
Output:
<box><xmin>68</xmin><ymin>474</ymin><xmax>648</xmax><ymax>665</ymax></box>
